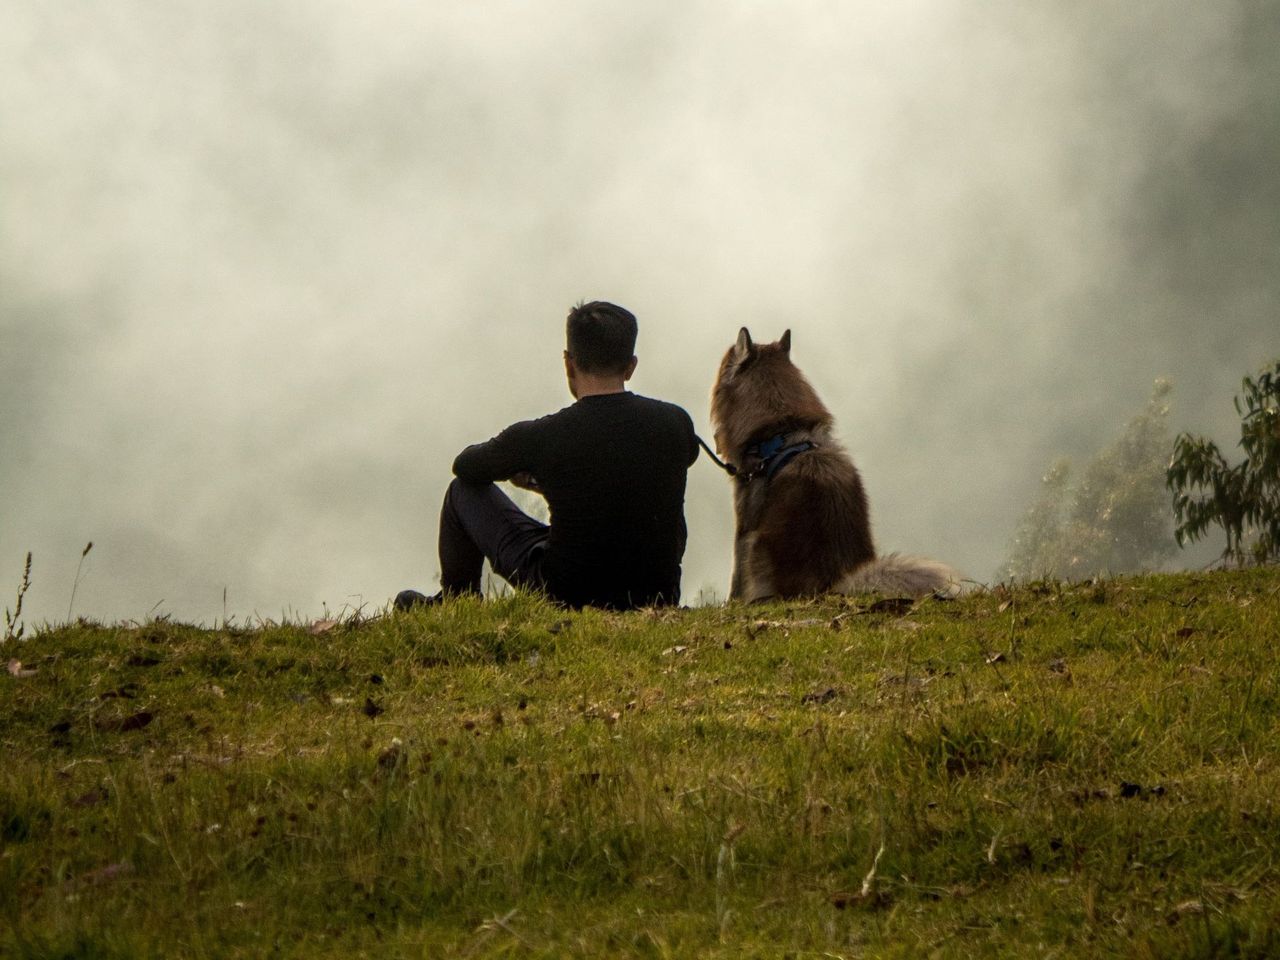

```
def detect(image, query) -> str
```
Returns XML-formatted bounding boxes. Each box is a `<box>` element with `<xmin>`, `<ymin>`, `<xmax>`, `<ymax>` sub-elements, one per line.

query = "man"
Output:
<box><xmin>396</xmin><ymin>301</ymin><xmax>699</xmax><ymax>611</ymax></box>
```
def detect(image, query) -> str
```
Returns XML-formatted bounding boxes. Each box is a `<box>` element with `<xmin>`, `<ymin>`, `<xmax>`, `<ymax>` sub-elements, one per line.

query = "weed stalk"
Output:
<box><xmin>4</xmin><ymin>551</ymin><xmax>32</xmax><ymax>643</ymax></box>
<box><xmin>67</xmin><ymin>541</ymin><xmax>93</xmax><ymax>621</ymax></box>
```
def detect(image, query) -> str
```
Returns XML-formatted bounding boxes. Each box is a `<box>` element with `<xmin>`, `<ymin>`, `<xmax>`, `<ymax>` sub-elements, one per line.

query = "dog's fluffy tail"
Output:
<box><xmin>837</xmin><ymin>552</ymin><xmax>967</xmax><ymax>599</ymax></box>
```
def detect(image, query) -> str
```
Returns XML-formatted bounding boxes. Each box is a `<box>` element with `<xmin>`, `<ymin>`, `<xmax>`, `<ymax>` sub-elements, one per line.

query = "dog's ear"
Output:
<box><xmin>731</xmin><ymin>327</ymin><xmax>755</xmax><ymax>365</ymax></box>
<box><xmin>779</xmin><ymin>329</ymin><xmax>791</xmax><ymax>355</ymax></box>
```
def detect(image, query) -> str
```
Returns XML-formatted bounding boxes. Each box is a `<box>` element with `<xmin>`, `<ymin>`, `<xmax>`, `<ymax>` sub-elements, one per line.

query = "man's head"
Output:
<box><xmin>564</xmin><ymin>301</ymin><xmax>638</xmax><ymax>398</ymax></box>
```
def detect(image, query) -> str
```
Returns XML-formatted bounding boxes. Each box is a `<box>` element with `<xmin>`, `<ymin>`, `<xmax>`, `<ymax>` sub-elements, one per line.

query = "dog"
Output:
<box><xmin>710</xmin><ymin>327</ymin><xmax>963</xmax><ymax>601</ymax></box>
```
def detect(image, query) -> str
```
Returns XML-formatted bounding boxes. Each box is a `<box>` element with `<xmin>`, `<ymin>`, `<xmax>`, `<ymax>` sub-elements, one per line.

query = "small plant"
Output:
<box><xmin>67</xmin><ymin>541</ymin><xmax>93</xmax><ymax>621</ymax></box>
<box><xmin>1167</xmin><ymin>360</ymin><xmax>1280</xmax><ymax>566</ymax></box>
<box><xmin>4</xmin><ymin>552</ymin><xmax>32</xmax><ymax>643</ymax></box>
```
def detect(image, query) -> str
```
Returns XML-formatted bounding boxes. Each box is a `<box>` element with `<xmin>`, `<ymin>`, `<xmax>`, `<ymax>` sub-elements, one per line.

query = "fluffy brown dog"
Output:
<box><xmin>710</xmin><ymin>328</ymin><xmax>962</xmax><ymax>601</ymax></box>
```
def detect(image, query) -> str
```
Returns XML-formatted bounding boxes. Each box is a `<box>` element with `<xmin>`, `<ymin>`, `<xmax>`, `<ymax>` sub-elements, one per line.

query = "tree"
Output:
<box><xmin>1000</xmin><ymin>381</ymin><xmax>1177</xmax><ymax>581</ymax></box>
<box><xmin>1166</xmin><ymin>360</ymin><xmax>1280</xmax><ymax>566</ymax></box>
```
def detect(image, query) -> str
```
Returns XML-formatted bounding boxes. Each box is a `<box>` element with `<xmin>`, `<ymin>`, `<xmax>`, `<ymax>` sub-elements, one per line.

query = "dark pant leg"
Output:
<box><xmin>438</xmin><ymin>479</ymin><xmax>549</xmax><ymax>595</ymax></box>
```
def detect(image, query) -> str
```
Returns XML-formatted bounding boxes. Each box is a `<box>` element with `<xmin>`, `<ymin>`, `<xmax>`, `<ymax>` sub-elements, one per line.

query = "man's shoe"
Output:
<box><xmin>394</xmin><ymin>589</ymin><xmax>442</xmax><ymax>611</ymax></box>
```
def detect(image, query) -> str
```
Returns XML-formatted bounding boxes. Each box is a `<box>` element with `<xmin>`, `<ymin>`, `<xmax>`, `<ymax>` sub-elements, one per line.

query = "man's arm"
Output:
<box><xmin>508</xmin><ymin>471</ymin><xmax>543</xmax><ymax>493</ymax></box>
<box><xmin>452</xmin><ymin>421</ymin><xmax>537</xmax><ymax>484</ymax></box>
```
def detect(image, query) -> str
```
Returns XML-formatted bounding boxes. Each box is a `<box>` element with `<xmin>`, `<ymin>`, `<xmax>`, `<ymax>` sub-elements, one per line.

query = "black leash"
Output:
<box><xmin>696</xmin><ymin>431</ymin><xmax>817</xmax><ymax>483</ymax></box>
<box><xmin>696</xmin><ymin>434</ymin><xmax>737</xmax><ymax>477</ymax></box>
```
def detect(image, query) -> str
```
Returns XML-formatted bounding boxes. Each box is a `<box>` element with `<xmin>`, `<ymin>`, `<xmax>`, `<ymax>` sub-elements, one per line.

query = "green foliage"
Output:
<box><xmin>1000</xmin><ymin>381</ymin><xmax>1177</xmax><ymax>581</ymax></box>
<box><xmin>3</xmin><ymin>570</ymin><xmax>1280</xmax><ymax>956</ymax></box>
<box><xmin>1168</xmin><ymin>360</ymin><xmax>1280</xmax><ymax>566</ymax></box>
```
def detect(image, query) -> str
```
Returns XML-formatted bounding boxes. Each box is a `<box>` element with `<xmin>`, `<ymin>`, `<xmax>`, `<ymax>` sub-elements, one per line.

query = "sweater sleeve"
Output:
<box><xmin>680</xmin><ymin>408</ymin><xmax>699</xmax><ymax>467</ymax></box>
<box><xmin>451</xmin><ymin>420</ymin><xmax>538</xmax><ymax>483</ymax></box>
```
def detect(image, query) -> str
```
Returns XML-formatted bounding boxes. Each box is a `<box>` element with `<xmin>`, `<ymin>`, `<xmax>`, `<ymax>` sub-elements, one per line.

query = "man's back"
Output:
<box><xmin>453</xmin><ymin>393</ymin><xmax>698</xmax><ymax>608</ymax></box>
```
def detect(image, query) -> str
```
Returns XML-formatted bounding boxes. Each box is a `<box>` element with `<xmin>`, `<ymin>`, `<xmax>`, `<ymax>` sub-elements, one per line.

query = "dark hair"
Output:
<box><xmin>566</xmin><ymin>301</ymin><xmax>638</xmax><ymax>375</ymax></box>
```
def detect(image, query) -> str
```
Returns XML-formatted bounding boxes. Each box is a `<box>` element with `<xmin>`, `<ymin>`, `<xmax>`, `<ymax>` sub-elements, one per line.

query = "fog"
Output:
<box><xmin>3</xmin><ymin>1</ymin><xmax>1277</xmax><ymax>625</ymax></box>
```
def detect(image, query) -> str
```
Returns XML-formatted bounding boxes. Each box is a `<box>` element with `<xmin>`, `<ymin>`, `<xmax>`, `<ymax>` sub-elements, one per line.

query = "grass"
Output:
<box><xmin>3</xmin><ymin>567</ymin><xmax>1280</xmax><ymax>957</ymax></box>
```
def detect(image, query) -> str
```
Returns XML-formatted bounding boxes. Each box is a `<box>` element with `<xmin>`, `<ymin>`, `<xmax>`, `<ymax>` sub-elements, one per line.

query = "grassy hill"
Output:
<box><xmin>3</xmin><ymin>568</ymin><xmax>1280</xmax><ymax>958</ymax></box>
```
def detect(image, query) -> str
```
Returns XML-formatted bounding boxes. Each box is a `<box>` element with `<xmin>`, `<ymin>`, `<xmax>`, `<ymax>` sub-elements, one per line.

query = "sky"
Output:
<box><xmin>2</xmin><ymin>1</ymin><xmax>1277</xmax><ymax>626</ymax></box>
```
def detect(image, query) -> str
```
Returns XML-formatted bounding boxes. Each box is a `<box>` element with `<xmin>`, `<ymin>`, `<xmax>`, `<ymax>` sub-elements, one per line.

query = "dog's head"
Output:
<box><xmin>710</xmin><ymin>327</ymin><xmax>831</xmax><ymax>458</ymax></box>
<box><xmin>711</xmin><ymin>327</ymin><xmax>788</xmax><ymax>386</ymax></box>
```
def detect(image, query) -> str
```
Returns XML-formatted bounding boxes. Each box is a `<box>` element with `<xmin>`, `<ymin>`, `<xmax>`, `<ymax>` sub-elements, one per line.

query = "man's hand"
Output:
<box><xmin>509</xmin><ymin>471</ymin><xmax>544</xmax><ymax>494</ymax></box>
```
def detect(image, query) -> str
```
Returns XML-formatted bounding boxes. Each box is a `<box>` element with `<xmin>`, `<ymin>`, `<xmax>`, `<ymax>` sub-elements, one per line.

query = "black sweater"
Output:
<box><xmin>453</xmin><ymin>392</ymin><xmax>698</xmax><ymax>609</ymax></box>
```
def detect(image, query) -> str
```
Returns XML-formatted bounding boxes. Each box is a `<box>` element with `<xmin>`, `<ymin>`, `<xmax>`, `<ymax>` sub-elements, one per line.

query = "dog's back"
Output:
<box><xmin>745</xmin><ymin>439</ymin><xmax>873</xmax><ymax>596</ymax></box>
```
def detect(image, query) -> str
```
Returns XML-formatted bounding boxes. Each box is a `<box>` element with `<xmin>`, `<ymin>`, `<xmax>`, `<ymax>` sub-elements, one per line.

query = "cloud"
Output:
<box><xmin>2</xmin><ymin>0</ymin><xmax>1276</xmax><ymax>623</ymax></box>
